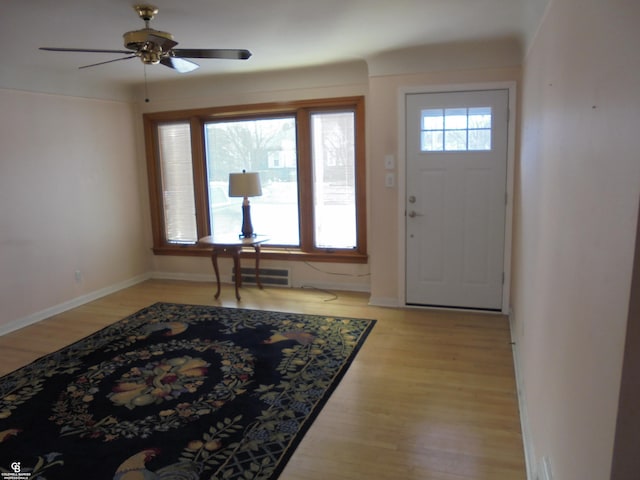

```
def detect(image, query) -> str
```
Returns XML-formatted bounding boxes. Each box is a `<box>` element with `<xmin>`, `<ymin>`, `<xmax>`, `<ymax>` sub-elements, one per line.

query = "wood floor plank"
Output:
<box><xmin>0</xmin><ymin>279</ymin><xmax>526</xmax><ymax>479</ymax></box>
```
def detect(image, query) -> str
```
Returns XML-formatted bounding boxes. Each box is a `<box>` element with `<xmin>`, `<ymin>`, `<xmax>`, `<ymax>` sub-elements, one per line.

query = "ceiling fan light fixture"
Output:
<box><xmin>141</xmin><ymin>49</ymin><xmax>162</xmax><ymax>65</ymax></box>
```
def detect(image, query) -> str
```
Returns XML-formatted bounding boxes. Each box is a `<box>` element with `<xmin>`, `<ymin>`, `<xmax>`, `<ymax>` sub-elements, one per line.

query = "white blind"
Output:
<box><xmin>311</xmin><ymin>111</ymin><xmax>357</xmax><ymax>249</ymax></box>
<box><xmin>158</xmin><ymin>123</ymin><xmax>197</xmax><ymax>244</ymax></box>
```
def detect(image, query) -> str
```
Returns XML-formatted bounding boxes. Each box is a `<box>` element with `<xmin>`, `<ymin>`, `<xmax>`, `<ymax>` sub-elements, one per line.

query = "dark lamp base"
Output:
<box><xmin>240</xmin><ymin>204</ymin><xmax>255</xmax><ymax>238</ymax></box>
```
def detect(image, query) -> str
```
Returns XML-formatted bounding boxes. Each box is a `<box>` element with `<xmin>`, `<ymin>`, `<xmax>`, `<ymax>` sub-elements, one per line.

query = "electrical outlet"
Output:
<box><xmin>74</xmin><ymin>270</ymin><xmax>82</xmax><ymax>283</ymax></box>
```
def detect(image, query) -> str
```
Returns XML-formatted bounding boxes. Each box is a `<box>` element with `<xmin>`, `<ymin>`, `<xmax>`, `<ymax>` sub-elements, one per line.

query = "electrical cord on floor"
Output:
<box><xmin>281</xmin><ymin>248</ymin><xmax>371</xmax><ymax>278</ymax></box>
<box><xmin>302</xmin><ymin>261</ymin><xmax>371</xmax><ymax>277</ymax></box>
<box><xmin>280</xmin><ymin>248</ymin><xmax>370</xmax><ymax>302</ymax></box>
<box><xmin>300</xmin><ymin>285</ymin><xmax>339</xmax><ymax>302</ymax></box>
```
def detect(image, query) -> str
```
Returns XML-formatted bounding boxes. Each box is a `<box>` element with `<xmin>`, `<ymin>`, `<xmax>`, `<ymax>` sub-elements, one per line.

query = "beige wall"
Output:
<box><xmin>512</xmin><ymin>0</ymin><xmax>640</xmax><ymax>478</ymax></box>
<box><xmin>0</xmin><ymin>89</ymin><xmax>150</xmax><ymax>331</ymax></box>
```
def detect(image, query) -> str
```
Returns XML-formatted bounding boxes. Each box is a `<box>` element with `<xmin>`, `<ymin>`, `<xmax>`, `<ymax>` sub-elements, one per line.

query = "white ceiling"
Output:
<box><xmin>0</xmin><ymin>0</ymin><xmax>543</xmax><ymax>93</ymax></box>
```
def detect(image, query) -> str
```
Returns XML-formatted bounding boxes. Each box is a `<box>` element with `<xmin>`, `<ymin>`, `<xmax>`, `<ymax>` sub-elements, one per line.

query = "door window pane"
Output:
<box><xmin>158</xmin><ymin>122</ymin><xmax>197</xmax><ymax>244</ymax></box>
<box><xmin>468</xmin><ymin>107</ymin><xmax>492</xmax><ymax>128</ymax></box>
<box><xmin>444</xmin><ymin>108</ymin><xmax>468</xmax><ymax>129</ymax></box>
<box><xmin>422</xmin><ymin>109</ymin><xmax>443</xmax><ymax>129</ymax></box>
<box><xmin>205</xmin><ymin>118</ymin><xmax>299</xmax><ymax>245</ymax></box>
<box><xmin>444</xmin><ymin>129</ymin><xmax>467</xmax><ymax>151</ymax></box>
<box><xmin>468</xmin><ymin>129</ymin><xmax>492</xmax><ymax>150</ymax></box>
<box><xmin>421</xmin><ymin>130</ymin><xmax>443</xmax><ymax>151</ymax></box>
<box><xmin>311</xmin><ymin>111</ymin><xmax>357</xmax><ymax>249</ymax></box>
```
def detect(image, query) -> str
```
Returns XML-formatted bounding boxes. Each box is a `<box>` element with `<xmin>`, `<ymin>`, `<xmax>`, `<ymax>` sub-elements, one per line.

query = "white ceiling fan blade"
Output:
<box><xmin>160</xmin><ymin>56</ymin><xmax>200</xmax><ymax>73</ymax></box>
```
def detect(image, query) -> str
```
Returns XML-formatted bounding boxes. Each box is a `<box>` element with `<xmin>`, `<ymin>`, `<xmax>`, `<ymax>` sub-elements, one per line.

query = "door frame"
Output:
<box><xmin>397</xmin><ymin>81</ymin><xmax>516</xmax><ymax>313</ymax></box>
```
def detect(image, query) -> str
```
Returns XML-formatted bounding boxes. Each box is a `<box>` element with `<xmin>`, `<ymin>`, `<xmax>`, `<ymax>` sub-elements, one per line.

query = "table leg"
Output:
<box><xmin>255</xmin><ymin>245</ymin><xmax>263</xmax><ymax>290</ymax></box>
<box><xmin>231</xmin><ymin>247</ymin><xmax>241</xmax><ymax>301</ymax></box>
<box><xmin>211</xmin><ymin>248</ymin><xmax>221</xmax><ymax>299</ymax></box>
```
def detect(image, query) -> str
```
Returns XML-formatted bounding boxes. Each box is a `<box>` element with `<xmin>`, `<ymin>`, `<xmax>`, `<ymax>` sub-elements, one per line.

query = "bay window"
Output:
<box><xmin>143</xmin><ymin>96</ymin><xmax>366</xmax><ymax>262</ymax></box>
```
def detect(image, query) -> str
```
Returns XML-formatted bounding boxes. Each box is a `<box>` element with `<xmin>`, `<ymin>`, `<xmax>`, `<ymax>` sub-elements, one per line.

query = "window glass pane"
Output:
<box><xmin>468</xmin><ymin>129</ymin><xmax>492</xmax><ymax>150</ymax></box>
<box><xmin>205</xmin><ymin>118</ymin><xmax>299</xmax><ymax>245</ymax></box>
<box><xmin>311</xmin><ymin>111</ymin><xmax>357</xmax><ymax>249</ymax></box>
<box><xmin>444</xmin><ymin>129</ymin><xmax>467</xmax><ymax>151</ymax></box>
<box><xmin>468</xmin><ymin>107</ymin><xmax>492</xmax><ymax>128</ymax></box>
<box><xmin>158</xmin><ymin>122</ymin><xmax>197</xmax><ymax>244</ymax></box>
<box><xmin>445</xmin><ymin>108</ymin><xmax>467</xmax><ymax>129</ymax></box>
<box><xmin>422</xmin><ymin>109</ymin><xmax>443</xmax><ymax>129</ymax></box>
<box><xmin>421</xmin><ymin>131</ymin><xmax>443</xmax><ymax>151</ymax></box>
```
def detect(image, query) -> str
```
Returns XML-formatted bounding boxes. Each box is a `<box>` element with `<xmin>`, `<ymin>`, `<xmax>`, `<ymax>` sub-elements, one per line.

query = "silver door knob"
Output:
<box><xmin>408</xmin><ymin>211</ymin><xmax>424</xmax><ymax>218</ymax></box>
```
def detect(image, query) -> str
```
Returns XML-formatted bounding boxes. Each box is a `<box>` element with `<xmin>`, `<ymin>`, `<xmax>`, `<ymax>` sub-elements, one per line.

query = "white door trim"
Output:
<box><xmin>397</xmin><ymin>81</ymin><xmax>516</xmax><ymax>314</ymax></box>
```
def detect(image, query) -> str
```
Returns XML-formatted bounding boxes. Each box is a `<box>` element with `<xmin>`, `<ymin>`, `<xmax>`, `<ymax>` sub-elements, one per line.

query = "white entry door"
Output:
<box><xmin>405</xmin><ymin>89</ymin><xmax>509</xmax><ymax>310</ymax></box>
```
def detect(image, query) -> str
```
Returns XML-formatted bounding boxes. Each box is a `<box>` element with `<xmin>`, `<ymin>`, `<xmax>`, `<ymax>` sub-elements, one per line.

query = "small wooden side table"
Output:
<box><xmin>199</xmin><ymin>235</ymin><xmax>269</xmax><ymax>300</ymax></box>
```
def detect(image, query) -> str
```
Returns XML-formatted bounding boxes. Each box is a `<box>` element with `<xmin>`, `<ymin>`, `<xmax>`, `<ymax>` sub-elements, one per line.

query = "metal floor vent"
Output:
<box><xmin>232</xmin><ymin>267</ymin><xmax>290</xmax><ymax>287</ymax></box>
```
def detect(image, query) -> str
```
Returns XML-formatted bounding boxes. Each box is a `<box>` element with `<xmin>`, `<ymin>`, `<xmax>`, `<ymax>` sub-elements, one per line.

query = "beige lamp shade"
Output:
<box><xmin>228</xmin><ymin>171</ymin><xmax>262</xmax><ymax>198</ymax></box>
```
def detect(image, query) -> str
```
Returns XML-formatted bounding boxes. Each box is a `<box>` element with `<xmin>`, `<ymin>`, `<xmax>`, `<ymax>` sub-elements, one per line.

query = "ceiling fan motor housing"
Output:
<box><xmin>123</xmin><ymin>29</ymin><xmax>174</xmax><ymax>51</ymax></box>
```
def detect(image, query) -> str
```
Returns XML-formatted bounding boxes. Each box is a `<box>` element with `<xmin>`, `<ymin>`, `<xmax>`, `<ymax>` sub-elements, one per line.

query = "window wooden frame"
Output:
<box><xmin>143</xmin><ymin>96</ymin><xmax>367</xmax><ymax>263</ymax></box>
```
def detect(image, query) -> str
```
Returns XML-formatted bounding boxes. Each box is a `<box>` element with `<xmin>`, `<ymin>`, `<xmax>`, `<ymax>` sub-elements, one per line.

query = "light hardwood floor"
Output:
<box><xmin>0</xmin><ymin>279</ymin><xmax>526</xmax><ymax>479</ymax></box>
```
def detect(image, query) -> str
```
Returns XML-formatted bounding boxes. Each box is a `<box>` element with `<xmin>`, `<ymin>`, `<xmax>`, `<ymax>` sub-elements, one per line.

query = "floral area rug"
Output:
<box><xmin>0</xmin><ymin>303</ymin><xmax>375</xmax><ymax>479</ymax></box>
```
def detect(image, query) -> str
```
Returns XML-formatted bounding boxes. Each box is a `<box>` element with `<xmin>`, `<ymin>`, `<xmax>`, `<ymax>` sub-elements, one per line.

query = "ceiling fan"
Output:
<box><xmin>40</xmin><ymin>4</ymin><xmax>252</xmax><ymax>73</ymax></box>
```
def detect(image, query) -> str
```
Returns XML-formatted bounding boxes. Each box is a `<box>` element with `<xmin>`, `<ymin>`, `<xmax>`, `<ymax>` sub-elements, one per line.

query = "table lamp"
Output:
<box><xmin>228</xmin><ymin>170</ymin><xmax>262</xmax><ymax>238</ymax></box>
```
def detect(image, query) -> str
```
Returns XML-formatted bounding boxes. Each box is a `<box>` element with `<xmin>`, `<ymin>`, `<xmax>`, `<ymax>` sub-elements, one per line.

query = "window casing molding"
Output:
<box><xmin>143</xmin><ymin>96</ymin><xmax>367</xmax><ymax>263</ymax></box>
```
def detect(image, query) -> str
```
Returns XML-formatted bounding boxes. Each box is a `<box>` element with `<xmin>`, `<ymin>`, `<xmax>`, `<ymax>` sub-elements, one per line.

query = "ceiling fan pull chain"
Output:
<box><xmin>144</xmin><ymin>64</ymin><xmax>150</xmax><ymax>103</ymax></box>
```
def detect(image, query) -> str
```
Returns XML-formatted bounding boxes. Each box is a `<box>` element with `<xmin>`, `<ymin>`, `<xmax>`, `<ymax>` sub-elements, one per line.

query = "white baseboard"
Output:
<box><xmin>151</xmin><ymin>271</ymin><xmax>371</xmax><ymax>296</ymax></box>
<box><xmin>368</xmin><ymin>296</ymin><xmax>401</xmax><ymax>307</ymax></box>
<box><xmin>510</xmin><ymin>311</ymin><xmax>536</xmax><ymax>480</ymax></box>
<box><xmin>0</xmin><ymin>273</ymin><xmax>152</xmax><ymax>337</ymax></box>
<box><xmin>151</xmin><ymin>271</ymin><xmax>215</xmax><ymax>283</ymax></box>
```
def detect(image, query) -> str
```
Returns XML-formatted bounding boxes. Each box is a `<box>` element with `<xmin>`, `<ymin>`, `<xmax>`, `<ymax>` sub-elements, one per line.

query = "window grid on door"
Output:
<box><xmin>420</xmin><ymin>107</ymin><xmax>492</xmax><ymax>152</ymax></box>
